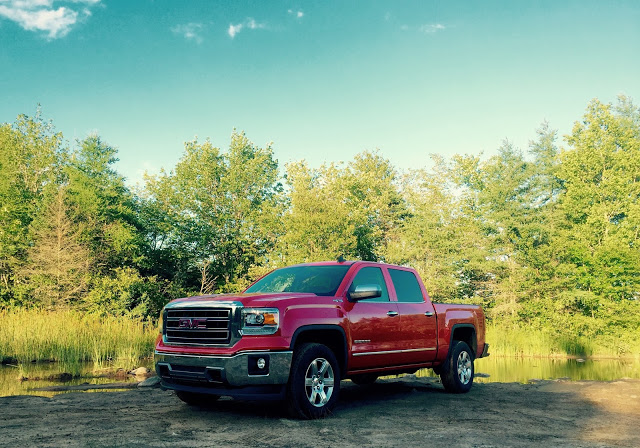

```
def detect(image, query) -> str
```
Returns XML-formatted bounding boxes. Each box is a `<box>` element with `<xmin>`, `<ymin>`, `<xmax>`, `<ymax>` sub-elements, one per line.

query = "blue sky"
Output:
<box><xmin>1</xmin><ymin>0</ymin><xmax>639</xmax><ymax>184</ymax></box>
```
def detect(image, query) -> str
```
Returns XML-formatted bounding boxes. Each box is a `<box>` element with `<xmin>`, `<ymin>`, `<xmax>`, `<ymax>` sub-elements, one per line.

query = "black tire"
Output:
<box><xmin>175</xmin><ymin>390</ymin><xmax>220</xmax><ymax>406</ymax></box>
<box><xmin>287</xmin><ymin>343</ymin><xmax>341</xmax><ymax>419</ymax></box>
<box><xmin>440</xmin><ymin>341</ymin><xmax>474</xmax><ymax>394</ymax></box>
<box><xmin>350</xmin><ymin>373</ymin><xmax>378</xmax><ymax>385</ymax></box>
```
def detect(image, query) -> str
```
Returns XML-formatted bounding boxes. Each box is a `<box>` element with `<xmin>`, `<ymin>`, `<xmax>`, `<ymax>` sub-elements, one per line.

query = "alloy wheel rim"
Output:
<box><xmin>304</xmin><ymin>357</ymin><xmax>335</xmax><ymax>407</ymax></box>
<box><xmin>457</xmin><ymin>351</ymin><xmax>472</xmax><ymax>385</ymax></box>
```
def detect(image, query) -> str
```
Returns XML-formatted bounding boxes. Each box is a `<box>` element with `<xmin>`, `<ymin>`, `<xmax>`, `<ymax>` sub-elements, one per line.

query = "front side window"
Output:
<box><xmin>348</xmin><ymin>267</ymin><xmax>390</xmax><ymax>302</ymax></box>
<box><xmin>389</xmin><ymin>269</ymin><xmax>424</xmax><ymax>303</ymax></box>
<box><xmin>245</xmin><ymin>265</ymin><xmax>350</xmax><ymax>296</ymax></box>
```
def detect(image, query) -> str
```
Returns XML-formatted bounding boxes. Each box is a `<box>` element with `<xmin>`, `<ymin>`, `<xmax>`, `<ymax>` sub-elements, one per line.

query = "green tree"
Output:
<box><xmin>142</xmin><ymin>131</ymin><xmax>283</xmax><ymax>293</ymax></box>
<box><xmin>556</xmin><ymin>97</ymin><xmax>640</xmax><ymax>304</ymax></box>
<box><xmin>0</xmin><ymin>111</ymin><xmax>64</xmax><ymax>305</ymax></box>
<box><xmin>279</xmin><ymin>151</ymin><xmax>403</xmax><ymax>264</ymax></box>
<box><xmin>65</xmin><ymin>135</ymin><xmax>144</xmax><ymax>274</ymax></box>
<box><xmin>279</xmin><ymin>161</ymin><xmax>357</xmax><ymax>263</ymax></box>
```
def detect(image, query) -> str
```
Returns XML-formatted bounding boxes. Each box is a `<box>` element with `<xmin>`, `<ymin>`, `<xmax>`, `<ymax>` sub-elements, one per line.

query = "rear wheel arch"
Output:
<box><xmin>450</xmin><ymin>324</ymin><xmax>477</xmax><ymax>357</ymax></box>
<box><xmin>435</xmin><ymin>324</ymin><xmax>477</xmax><ymax>375</ymax></box>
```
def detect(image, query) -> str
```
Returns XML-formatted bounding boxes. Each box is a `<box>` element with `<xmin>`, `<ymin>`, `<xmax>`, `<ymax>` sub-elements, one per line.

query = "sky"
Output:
<box><xmin>1</xmin><ymin>0</ymin><xmax>639</xmax><ymax>185</ymax></box>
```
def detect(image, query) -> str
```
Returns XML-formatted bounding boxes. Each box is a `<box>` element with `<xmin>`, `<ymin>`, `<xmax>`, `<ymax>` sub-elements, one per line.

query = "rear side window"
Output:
<box><xmin>348</xmin><ymin>267</ymin><xmax>390</xmax><ymax>302</ymax></box>
<box><xmin>389</xmin><ymin>269</ymin><xmax>424</xmax><ymax>303</ymax></box>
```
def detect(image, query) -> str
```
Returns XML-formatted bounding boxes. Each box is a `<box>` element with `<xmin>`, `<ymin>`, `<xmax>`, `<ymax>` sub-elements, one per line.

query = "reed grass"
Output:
<box><xmin>486</xmin><ymin>323</ymin><xmax>640</xmax><ymax>358</ymax></box>
<box><xmin>0</xmin><ymin>309</ymin><xmax>157</xmax><ymax>372</ymax></box>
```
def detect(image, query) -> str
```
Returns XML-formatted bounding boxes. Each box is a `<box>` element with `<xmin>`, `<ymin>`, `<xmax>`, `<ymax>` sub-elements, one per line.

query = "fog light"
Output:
<box><xmin>248</xmin><ymin>354</ymin><xmax>270</xmax><ymax>375</ymax></box>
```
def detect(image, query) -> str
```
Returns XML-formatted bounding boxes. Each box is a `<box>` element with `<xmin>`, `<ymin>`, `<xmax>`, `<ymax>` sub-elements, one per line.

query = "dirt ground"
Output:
<box><xmin>1</xmin><ymin>376</ymin><xmax>639</xmax><ymax>448</ymax></box>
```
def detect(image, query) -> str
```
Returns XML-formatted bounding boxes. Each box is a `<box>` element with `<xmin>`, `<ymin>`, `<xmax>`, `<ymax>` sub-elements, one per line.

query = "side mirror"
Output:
<box><xmin>348</xmin><ymin>284</ymin><xmax>382</xmax><ymax>301</ymax></box>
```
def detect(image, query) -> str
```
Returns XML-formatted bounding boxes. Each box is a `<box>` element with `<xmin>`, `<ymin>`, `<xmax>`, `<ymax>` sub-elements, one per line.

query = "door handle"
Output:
<box><xmin>425</xmin><ymin>311</ymin><xmax>435</xmax><ymax>317</ymax></box>
<box><xmin>387</xmin><ymin>311</ymin><xmax>399</xmax><ymax>317</ymax></box>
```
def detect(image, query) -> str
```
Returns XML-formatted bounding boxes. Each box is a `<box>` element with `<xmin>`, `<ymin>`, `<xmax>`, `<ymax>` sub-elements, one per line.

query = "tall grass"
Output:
<box><xmin>486</xmin><ymin>323</ymin><xmax>640</xmax><ymax>358</ymax></box>
<box><xmin>0</xmin><ymin>309</ymin><xmax>157</xmax><ymax>372</ymax></box>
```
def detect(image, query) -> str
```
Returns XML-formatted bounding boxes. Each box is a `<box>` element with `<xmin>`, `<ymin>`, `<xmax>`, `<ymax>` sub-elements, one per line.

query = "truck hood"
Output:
<box><xmin>165</xmin><ymin>292</ymin><xmax>325</xmax><ymax>309</ymax></box>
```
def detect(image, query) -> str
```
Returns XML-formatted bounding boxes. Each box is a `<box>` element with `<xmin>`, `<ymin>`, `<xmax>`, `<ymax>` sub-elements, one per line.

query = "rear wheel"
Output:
<box><xmin>175</xmin><ymin>390</ymin><xmax>220</xmax><ymax>406</ymax></box>
<box><xmin>440</xmin><ymin>341</ymin><xmax>474</xmax><ymax>394</ymax></box>
<box><xmin>287</xmin><ymin>343</ymin><xmax>340</xmax><ymax>419</ymax></box>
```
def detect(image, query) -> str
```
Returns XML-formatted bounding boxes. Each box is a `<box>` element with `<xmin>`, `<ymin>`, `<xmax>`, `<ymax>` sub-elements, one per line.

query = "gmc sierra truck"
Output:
<box><xmin>155</xmin><ymin>260</ymin><xmax>489</xmax><ymax>418</ymax></box>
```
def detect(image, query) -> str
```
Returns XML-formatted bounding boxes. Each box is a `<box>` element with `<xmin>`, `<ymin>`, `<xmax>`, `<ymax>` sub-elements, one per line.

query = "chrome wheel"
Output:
<box><xmin>304</xmin><ymin>357</ymin><xmax>335</xmax><ymax>407</ymax></box>
<box><xmin>457</xmin><ymin>350</ymin><xmax>472</xmax><ymax>385</ymax></box>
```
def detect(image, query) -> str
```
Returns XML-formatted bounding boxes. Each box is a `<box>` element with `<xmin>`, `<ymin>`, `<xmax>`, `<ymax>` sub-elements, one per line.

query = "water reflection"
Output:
<box><xmin>414</xmin><ymin>357</ymin><xmax>640</xmax><ymax>383</ymax></box>
<box><xmin>3</xmin><ymin>357</ymin><xmax>640</xmax><ymax>397</ymax></box>
<box><xmin>0</xmin><ymin>361</ymin><xmax>153</xmax><ymax>398</ymax></box>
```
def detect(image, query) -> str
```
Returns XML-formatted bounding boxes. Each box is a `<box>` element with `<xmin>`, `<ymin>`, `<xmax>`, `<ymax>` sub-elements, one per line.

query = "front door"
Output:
<box><xmin>344</xmin><ymin>266</ymin><xmax>404</xmax><ymax>370</ymax></box>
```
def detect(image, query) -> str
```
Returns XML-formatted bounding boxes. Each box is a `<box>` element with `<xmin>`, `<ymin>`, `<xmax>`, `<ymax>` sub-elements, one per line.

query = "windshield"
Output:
<box><xmin>245</xmin><ymin>265</ymin><xmax>351</xmax><ymax>296</ymax></box>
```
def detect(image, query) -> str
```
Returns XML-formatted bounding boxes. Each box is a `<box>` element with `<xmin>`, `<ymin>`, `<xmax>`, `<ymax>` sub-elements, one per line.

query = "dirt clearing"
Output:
<box><xmin>1</xmin><ymin>376</ymin><xmax>638</xmax><ymax>447</ymax></box>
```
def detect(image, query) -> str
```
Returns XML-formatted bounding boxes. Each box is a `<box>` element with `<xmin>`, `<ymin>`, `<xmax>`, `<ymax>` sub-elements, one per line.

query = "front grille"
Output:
<box><xmin>165</xmin><ymin>308</ymin><xmax>231</xmax><ymax>345</ymax></box>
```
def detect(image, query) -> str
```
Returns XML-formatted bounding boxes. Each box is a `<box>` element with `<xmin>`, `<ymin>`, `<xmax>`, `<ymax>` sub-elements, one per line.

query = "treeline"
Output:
<box><xmin>1</xmin><ymin>98</ymin><xmax>639</xmax><ymax>355</ymax></box>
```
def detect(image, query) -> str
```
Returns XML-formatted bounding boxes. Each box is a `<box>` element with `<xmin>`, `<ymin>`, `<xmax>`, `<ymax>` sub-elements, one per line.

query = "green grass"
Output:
<box><xmin>486</xmin><ymin>323</ymin><xmax>640</xmax><ymax>358</ymax></box>
<box><xmin>2</xmin><ymin>310</ymin><xmax>638</xmax><ymax>374</ymax></box>
<box><xmin>0</xmin><ymin>309</ymin><xmax>158</xmax><ymax>373</ymax></box>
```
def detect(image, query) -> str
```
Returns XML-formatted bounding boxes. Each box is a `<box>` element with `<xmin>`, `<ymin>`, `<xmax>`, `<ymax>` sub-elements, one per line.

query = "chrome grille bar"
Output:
<box><xmin>164</xmin><ymin>308</ymin><xmax>231</xmax><ymax>345</ymax></box>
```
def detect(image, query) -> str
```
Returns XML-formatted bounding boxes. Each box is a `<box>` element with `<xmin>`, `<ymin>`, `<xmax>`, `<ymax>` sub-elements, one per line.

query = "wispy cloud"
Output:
<box><xmin>420</xmin><ymin>23</ymin><xmax>446</xmax><ymax>34</ymax></box>
<box><xmin>0</xmin><ymin>0</ymin><xmax>100</xmax><ymax>39</ymax></box>
<box><xmin>287</xmin><ymin>9</ymin><xmax>303</xmax><ymax>19</ymax></box>
<box><xmin>227</xmin><ymin>17</ymin><xmax>265</xmax><ymax>39</ymax></box>
<box><xmin>228</xmin><ymin>23</ymin><xmax>242</xmax><ymax>38</ymax></box>
<box><xmin>171</xmin><ymin>22</ymin><xmax>204</xmax><ymax>44</ymax></box>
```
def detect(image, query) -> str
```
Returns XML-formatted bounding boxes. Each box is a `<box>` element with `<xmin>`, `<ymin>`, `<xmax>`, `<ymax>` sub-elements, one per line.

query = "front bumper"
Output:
<box><xmin>155</xmin><ymin>350</ymin><xmax>293</xmax><ymax>397</ymax></box>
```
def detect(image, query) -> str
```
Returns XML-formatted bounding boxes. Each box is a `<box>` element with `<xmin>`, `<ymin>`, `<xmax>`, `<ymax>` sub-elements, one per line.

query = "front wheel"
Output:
<box><xmin>287</xmin><ymin>343</ymin><xmax>341</xmax><ymax>419</ymax></box>
<box><xmin>440</xmin><ymin>341</ymin><xmax>474</xmax><ymax>393</ymax></box>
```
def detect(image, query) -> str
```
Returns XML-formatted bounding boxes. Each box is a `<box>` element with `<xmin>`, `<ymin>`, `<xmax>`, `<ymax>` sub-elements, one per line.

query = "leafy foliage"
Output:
<box><xmin>0</xmin><ymin>98</ymin><xmax>639</xmax><ymax>356</ymax></box>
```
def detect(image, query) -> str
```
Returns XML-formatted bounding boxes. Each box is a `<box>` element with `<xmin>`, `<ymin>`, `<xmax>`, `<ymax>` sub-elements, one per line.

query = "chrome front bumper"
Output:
<box><xmin>154</xmin><ymin>350</ymin><xmax>293</xmax><ymax>387</ymax></box>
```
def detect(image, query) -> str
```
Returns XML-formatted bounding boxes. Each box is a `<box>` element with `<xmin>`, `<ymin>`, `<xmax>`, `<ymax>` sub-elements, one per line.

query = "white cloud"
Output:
<box><xmin>420</xmin><ymin>23</ymin><xmax>446</xmax><ymax>34</ymax></box>
<box><xmin>287</xmin><ymin>9</ymin><xmax>303</xmax><ymax>19</ymax></box>
<box><xmin>0</xmin><ymin>0</ymin><xmax>101</xmax><ymax>39</ymax></box>
<box><xmin>247</xmin><ymin>18</ymin><xmax>263</xmax><ymax>29</ymax></box>
<box><xmin>228</xmin><ymin>22</ymin><xmax>242</xmax><ymax>38</ymax></box>
<box><xmin>227</xmin><ymin>17</ymin><xmax>265</xmax><ymax>39</ymax></box>
<box><xmin>171</xmin><ymin>22</ymin><xmax>204</xmax><ymax>44</ymax></box>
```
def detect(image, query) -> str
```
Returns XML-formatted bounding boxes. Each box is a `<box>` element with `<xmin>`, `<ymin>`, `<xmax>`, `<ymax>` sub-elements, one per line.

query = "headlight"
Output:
<box><xmin>241</xmin><ymin>308</ymin><xmax>279</xmax><ymax>335</ymax></box>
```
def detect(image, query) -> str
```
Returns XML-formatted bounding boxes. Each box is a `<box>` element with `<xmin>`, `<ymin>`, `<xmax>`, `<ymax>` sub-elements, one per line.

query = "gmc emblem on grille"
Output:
<box><xmin>178</xmin><ymin>318</ymin><xmax>207</xmax><ymax>329</ymax></box>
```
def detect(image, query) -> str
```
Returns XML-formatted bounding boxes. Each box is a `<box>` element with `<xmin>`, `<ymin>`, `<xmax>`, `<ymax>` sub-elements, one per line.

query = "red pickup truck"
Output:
<box><xmin>155</xmin><ymin>260</ymin><xmax>489</xmax><ymax>418</ymax></box>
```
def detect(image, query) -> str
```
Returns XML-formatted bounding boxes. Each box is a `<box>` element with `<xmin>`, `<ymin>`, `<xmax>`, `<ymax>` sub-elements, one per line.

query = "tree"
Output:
<box><xmin>65</xmin><ymin>135</ymin><xmax>144</xmax><ymax>274</ymax></box>
<box><xmin>0</xmin><ymin>111</ymin><xmax>64</xmax><ymax>305</ymax></box>
<box><xmin>18</xmin><ymin>187</ymin><xmax>90</xmax><ymax>309</ymax></box>
<box><xmin>279</xmin><ymin>161</ymin><xmax>358</xmax><ymax>263</ymax></box>
<box><xmin>142</xmin><ymin>131</ymin><xmax>283</xmax><ymax>293</ymax></box>
<box><xmin>556</xmin><ymin>97</ymin><xmax>640</xmax><ymax>304</ymax></box>
<box><xmin>279</xmin><ymin>151</ymin><xmax>404</xmax><ymax>264</ymax></box>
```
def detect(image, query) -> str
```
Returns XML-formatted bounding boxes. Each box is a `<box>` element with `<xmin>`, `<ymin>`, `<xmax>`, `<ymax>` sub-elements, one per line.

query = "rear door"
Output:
<box><xmin>388</xmin><ymin>268</ymin><xmax>438</xmax><ymax>363</ymax></box>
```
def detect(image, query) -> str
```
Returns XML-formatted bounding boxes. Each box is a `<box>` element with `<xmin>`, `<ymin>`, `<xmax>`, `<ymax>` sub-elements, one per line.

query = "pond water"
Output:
<box><xmin>1</xmin><ymin>356</ymin><xmax>639</xmax><ymax>397</ymax></box>
<box><xmin>417</xmin><ymin>356</ymin><xmax>640</xmax><ymax>383</ymax></box>
<box><xmin>0</xmin><ymin>360</ymin><xmax>153</xmax><ymax>398</ymax></box>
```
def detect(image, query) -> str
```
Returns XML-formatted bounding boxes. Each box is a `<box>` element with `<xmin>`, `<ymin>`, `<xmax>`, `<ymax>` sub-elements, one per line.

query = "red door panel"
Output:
<box><xmin>345</xmin><ymin>301</ymin><xmax>403</xmax><ymax>370</ymax></box>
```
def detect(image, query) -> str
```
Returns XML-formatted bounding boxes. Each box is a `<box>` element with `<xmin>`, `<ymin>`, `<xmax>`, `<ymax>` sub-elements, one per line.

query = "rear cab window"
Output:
<box><xmin>388</xmin><ymin>269</ymin><xmax>424</xmax><ymax>303</ymax></box>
